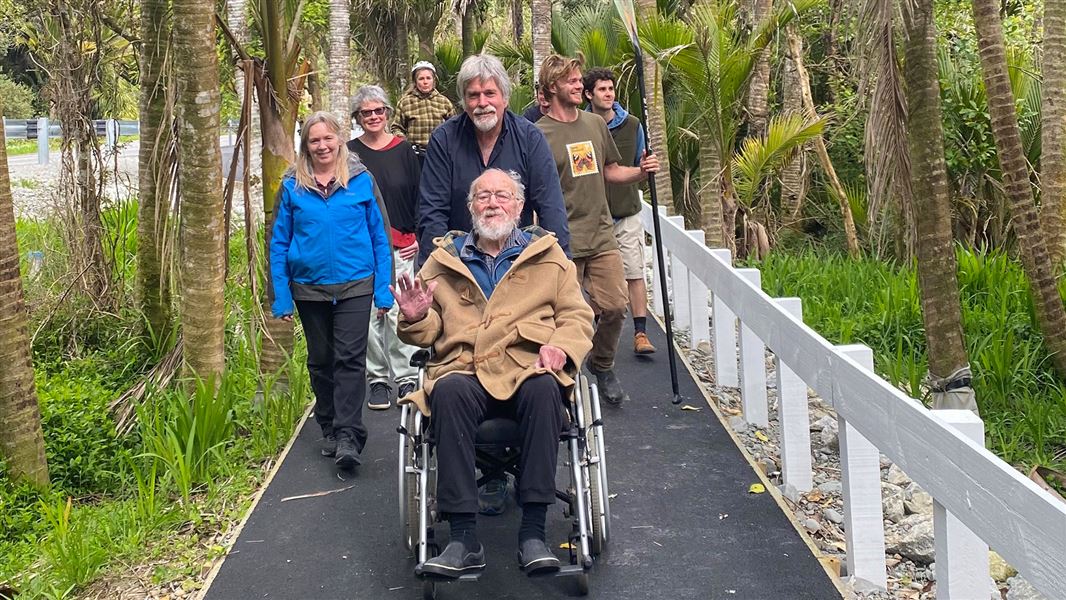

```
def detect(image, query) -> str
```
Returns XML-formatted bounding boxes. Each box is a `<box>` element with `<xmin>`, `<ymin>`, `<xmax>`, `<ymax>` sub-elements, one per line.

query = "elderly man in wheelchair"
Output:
<box><xmin>392</xmin><ymin>168</ymin><xmax>604</xmax><ymax>586</ymax></box>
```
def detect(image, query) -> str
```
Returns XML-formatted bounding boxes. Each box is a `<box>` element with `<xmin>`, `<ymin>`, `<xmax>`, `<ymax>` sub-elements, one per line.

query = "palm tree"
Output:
<box><xmin>531</xmin><ymin>0</ymin><xmax>552</xmax><ymax>79</ymax></box>
<box><xmin>902</xmin><ymin>0</ymin><xmax>974</xmax><ymax>411</ymax></box>
<box><xmin>329</xmin><ymin>0</ymin><xmax>351</xmax><ymax>139</ymax></box>
<box><xmin>778</xmin><ymin>24</ymin><xmax>807</xmax><ymax>223</ymax></box>
<box><xmin>138</xmin><ymin>0</ymin><xmax>175</xmax><ymax>349</ymax></box>
<box><xmin>173</xmin><ymin>0</ymin><xmax>226</xmax><ymax>381</ymax></box>
<box><xmin>1042</xmin><ymin>0</ymin><xmax>1066</xmax><ymax>269</ymax></box>
<box><xmin>0</xmin><ymin>102</ymin><xmax>50</xmax><ymax>487</ymax></box>
<box><xmin>746</xmin><ymin>0</ymin><xmax>773</xmax><ymax>140</ymax></box>
<box><xmin>971</xmin><ymin>0</ymin><xmax>1066</xmax><ymax>377</ymax></box>
<box><xmin>669</xmin><ymin>0</ymin><xmax>816</xmax><ymax>250</ymax></box>
<box><xmin>635</xmin><ymin>0</ymin><xmax>675</xmax><ymax>216</ymax></box>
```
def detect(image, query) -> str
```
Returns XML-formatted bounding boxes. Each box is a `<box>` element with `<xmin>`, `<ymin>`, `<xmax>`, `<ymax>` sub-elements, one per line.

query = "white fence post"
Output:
<box><xmin>37</xmin><ymin>117</ymin><xmax>49</xmax><ymax>166</ymax></box>
<box><xmin>837</xmin><ymin>344</ymin><xmax>888</xmax><ymax>591</ymax></box>
<box><xmin>667</xmin><ymin>216</ymin><xmax>691</xmax><ymax>333</ymax></box>
<box><xmin>736</xmin><ymin>268</ymin><xmax>768</xmax><ymax>427</ymax></box>
<box><xmin>710</xmin><ymin>249</ymin><xmax>739</xmax><ymax>387</ymax></box>
<box><xmin>932</xmin><ymin>410</ymin><xmax>990</xmax><ymax>600</ymax></box>
<box><xmin>775</xmin><ymin>297</ymin><xmax>812</xmax><ymax>494</ymax></box>
<box><xmin>686</xmin><ymin>229</ymin><xmax>711</xmax><ymax>348</ymax></box>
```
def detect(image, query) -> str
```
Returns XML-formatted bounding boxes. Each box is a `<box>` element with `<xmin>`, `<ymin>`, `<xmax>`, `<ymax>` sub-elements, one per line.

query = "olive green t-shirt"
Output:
<box><xmin>536</xmin><ymin>111</ymin><xmax>622</xmax><ymax>258</ymax></box>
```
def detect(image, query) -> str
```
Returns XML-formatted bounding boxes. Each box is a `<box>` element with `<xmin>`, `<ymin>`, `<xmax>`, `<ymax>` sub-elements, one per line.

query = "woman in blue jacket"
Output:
<box><xmin>270</xmin><ymin>111</ymin><xmax>394</xmax><ymax>469</ymax></box>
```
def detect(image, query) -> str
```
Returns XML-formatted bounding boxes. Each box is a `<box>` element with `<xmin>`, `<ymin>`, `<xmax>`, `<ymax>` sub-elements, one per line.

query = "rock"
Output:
<box><xmin>881</xmin><ymin>482</ymin><xmax>906</xmax><ymax>523</ymax></box>
<box><xmin>989</xmin><ymin>551</ymin><xmax>1018</xmax><ymax>582</ymax></box>
<box><xmin>1006</xmin><ymin>575</ymin><xmax>1048</xmax><ymax>600</ymax></box>
<box><xmin>879</xmin><ymin>455</ymin><xmax>893</xmax><ymax>469</ymax></box>
<box><xmin>728</xmin><ymin>415</ymin><xmax>750</xmax><ymax>434</ymax></box>
<box><xmin>886</xmin><ymin>514</ymin><xmax>934</xmax><ymax>564</ymax></box>
<box><xmin>819</xmin><ymin>422</ymin><xmax>839</xmax><ymax>452</ymax></box>
<box><xmin>817</xmin><ymin>481</ymin><xmax>842</xmax><ymax>495</ymax></box>
<box><xmin>886</xmin><ymin>463</ymin><xmax>911</xmax><ymax>487</ymax></box>
<box><xmin>803</xmin><ymin>518</ymin><xmax>821</xmax><ymax>532</ymax></box>
<box><xmin>903</xmin><ymin>482</ymin><xmax>933</xmax><ymax>515</ymax></box>
<box><xmin>760</xmin><ymin>458</ymin><xmax>777</xmax><ymax>475</ymax></box>
<box><xmin>812</xmin><ymin>415</ymin><xmax>836</xmax><ymax>432</ymax></box>
<box><xmin>823</xmin><ymin>508</ymin><xmax>844</xmax><ymax>524</ymax></box>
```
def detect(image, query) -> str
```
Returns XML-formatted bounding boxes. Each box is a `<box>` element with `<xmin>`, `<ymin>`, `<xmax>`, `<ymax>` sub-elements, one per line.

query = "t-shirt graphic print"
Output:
<box><xmin>567</xmin><ymin>141</ymin><xmax>600</xmax><ymax>177</ymax></box>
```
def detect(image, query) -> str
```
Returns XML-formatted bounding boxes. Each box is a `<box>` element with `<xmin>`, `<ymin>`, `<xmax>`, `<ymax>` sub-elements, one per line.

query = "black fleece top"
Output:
<box><xmin>347</xmin><ymin>137</ymin><xmax>421</xmax><ymax>234</ymax></box>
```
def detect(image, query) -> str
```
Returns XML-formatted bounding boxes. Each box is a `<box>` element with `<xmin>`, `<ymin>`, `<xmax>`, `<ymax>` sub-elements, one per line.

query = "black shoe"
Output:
<box><xmin>478</xmin><ymin>477</ymin><xmax>509</xmax><ymax>516</ymax></box>
<box><xmin>419</xmin><ymin>540</ymin><xmax>485</xmax><ymax>579</ymax></box>
<box><xmin>334</xmin><ymin>435</ymin><xmax>361</xmax><ymax>469</ymax></box>
<box><xmin>592</xmin><ymin>368</ymin><xmax>628</xmax><ymax>406</ymax></box>
<box><xmin>368</xmin><ymin>382</ymin><xmax>391</xmax><ymax>410</ymax></box>
<box><xmin>397</xmin><ymin>381</ymin><xmax>416</xmax><ymax>401</ymax></box>
<box><xmin>517</xmin><ymin>538</ymin><xmax>560</xmax><ymax>575</ymax></box>
<box><xmin>320</xmin><ymin>432</ymin><xmax>337</xmax><ymax>457</ymax></box>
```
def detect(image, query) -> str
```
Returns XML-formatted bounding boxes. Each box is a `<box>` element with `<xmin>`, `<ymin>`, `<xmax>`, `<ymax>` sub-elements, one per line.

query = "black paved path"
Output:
<box><xmin>203</xmin><ymin>321</ymin><xmax>841</xmax><ymax>599</ymax></box>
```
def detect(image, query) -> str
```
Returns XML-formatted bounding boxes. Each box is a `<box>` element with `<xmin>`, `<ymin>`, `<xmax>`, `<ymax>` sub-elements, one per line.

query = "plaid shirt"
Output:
<box><xmin>392</xmin><ymin>89</ymin><xmax>455</xmax><ymax>147</ymax></box>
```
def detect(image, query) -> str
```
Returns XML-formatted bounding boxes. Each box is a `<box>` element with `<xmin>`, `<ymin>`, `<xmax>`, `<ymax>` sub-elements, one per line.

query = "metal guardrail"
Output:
<box><xmin>2</xmin><ymin>118</ymin><xmax>138</xmax><ymax>140</ymax></box>
<box><xmin>639</xmin><ymin>200</ymin><xmax>1066</xmax><ymax>599</ymax></box>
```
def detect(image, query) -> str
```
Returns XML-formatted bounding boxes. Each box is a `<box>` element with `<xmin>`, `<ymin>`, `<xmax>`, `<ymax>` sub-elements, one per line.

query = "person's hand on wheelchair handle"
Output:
<box><xmin>535</xmin><ymin>345</ymin><xmax>567</xmax><ymax>372</ymax></box>
<box><xmin>390</xmin><ymin>272</ymin><xmax>437</xmax><ymax>322</ymax></box>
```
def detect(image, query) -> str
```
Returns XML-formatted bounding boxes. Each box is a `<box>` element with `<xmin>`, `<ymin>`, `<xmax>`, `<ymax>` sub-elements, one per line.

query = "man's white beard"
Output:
<box><xmin>472</xmin><ymin>109</ymin><xmax>498</xmax><ymax>132</ymax></box>
<box><xmin>473</xmin><ymin>215</ymin><xmax>516</xmax><ymax>242</ymax></box>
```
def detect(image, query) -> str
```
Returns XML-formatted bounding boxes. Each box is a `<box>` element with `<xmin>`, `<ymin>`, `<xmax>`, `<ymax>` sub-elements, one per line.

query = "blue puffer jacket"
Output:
<box><xmin>270</xmin><ymin>155</ymin><xmax>394</xmax><ymax>317</ymax></box>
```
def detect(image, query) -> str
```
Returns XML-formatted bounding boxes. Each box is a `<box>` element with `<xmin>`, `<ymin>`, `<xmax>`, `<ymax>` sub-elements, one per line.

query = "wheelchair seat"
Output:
<box><xmin>476</xmin><ymin>418</ymin><xmax>520</xmax><ymax>446</ymax></box>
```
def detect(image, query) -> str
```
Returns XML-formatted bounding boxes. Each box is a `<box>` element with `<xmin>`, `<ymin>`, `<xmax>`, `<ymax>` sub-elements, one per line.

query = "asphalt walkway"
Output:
<box><xmin>202</xmin><ymin>321</ymin><xmax>841</xmax><ymax>599</ymax></box>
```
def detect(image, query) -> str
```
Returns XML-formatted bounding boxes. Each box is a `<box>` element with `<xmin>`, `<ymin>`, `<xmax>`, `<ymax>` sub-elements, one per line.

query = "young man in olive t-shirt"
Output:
<box><xmin>535</xmin><ymin>54</ymin><xmax>660</xmax><ymax>405</ymax></box>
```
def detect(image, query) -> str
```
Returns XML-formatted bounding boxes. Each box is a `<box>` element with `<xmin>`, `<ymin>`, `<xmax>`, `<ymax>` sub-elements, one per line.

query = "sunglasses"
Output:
<box><xmin>358</xmin><ymin>107</ymin><xmax>388</xmax><ymax>118</ymax></box>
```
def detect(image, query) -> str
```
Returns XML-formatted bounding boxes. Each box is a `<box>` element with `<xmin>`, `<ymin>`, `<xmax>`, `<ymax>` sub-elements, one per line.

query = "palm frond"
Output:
<box><xmin>733</xmin><ymin>112</ymin><xmax>825</xmax><ymax>205</ymax></box>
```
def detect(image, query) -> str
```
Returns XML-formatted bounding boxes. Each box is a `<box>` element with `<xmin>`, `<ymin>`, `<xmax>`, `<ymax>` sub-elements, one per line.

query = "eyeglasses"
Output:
<box><xmin>358</xmin><ymin>106</ymin><xmax>388</xmax><ymax>118</ymax></box>
<box><xmin>473</xmin><ymin>190</ymin><xmax>516</xmax><ymax>204</ymax></box>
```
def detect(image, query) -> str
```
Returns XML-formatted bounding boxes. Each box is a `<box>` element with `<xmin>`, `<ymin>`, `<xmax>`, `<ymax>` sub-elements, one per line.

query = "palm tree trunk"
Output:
<box><xmin>1042</xmin><ymin>0</ymin><xmax>1066</xmax><ymax>269</ymax></box>
<box><xmin>461</xmin><ymin>0</ymin><xmax>476</xmax><ymax>57</ymax></box>
<box><xmin>902</xmin><ymin>0</ymin><xmax>975</xmax><ymax>412</ymax></box>
<box><xmin>787</xmin><ymin>30</ymin><xmax>860</xmax><ymax>257</ymax></box>
<box><xmin>512</xmin><ymin>0</ymin><xmax>524</xmax><ymax>45</ymax></box>
<box><xmin>779</xmin><ymin>24</ymin><xmax>807</xmax><ymax>224</ymax></box>
<box><xmin>138</xmin><ymin>0</ymin><xmax>174</xmax><ymax>345</ymax></box>
<box><xmin>329</xmin><ymin>0</ymin><xmax>351</xmax><ymax>139</ymax></box>
<box><xmin>0</xmin><ymin>103</ymin><xmax>50</xmax><ymax>487</ymax></box>
<box><xmin>972</xmin><ymin>0</ymin><xmax>1066</xmax><ymax>377</ymax></box>
<box><xmin>174</xmin><ymin>0</ymin><xmax>226</xmax><ymax>381</ymax></box>
<box><xmin>699</xmin><ymin>130</ymin><xmax>726</xmax><ymax>247</ymax></box>
<box><xmin>396</xmin><ymin>11</ymin><xmax>410</xmax><ymax>91</ymax></box>
<box><xmin>746</xmin><ymin>0</ymin><xmax>773</xmax><ymax>140</ymax></box>
<box><xmin>531</xmin><ymin>0</ymin><xmax>552</xmax><ymax>81</ymax></box>
<box><xmin>636</xmin><ymin>0</ymin><xmax>676</xmax><ymax>215</ymax></box>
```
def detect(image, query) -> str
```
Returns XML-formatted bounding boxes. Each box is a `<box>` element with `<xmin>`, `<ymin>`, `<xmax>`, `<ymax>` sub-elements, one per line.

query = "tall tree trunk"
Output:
<box><xmin>307</xmin><ymin>65</ymin><xmax>325</xmax><ymax>111</ymax></box>
<box><xmin>1042</xmin><ymin>0</ymin><xmax>1066</xmax><ymax>269</ymax></box>
<box><xmin>0</xmin><ymin>108</ymin><xmax>50</xmax><ymax>488</ymax></box>
<box><xmin>512</xmin><ymin>0</ymin><xmax>524</xmax><ymax>46</ymax></box>
<box><xmin>779</xmin><ymin>24</ymin><xmax>807</xmax><ymax>224</ymax></box>
<box><xmin>329</xmin><ymin>0</ymin><xmax>351</xmax><ymax>139</ymax></box>
<box><xmin>636</xmin><ymin>0</ymin><xmax>676</xmax><ymax>215</ymax></box>
<box><xmin>531</xmin><ymin>0</ymin><xmax>552</xmax><ymax>81</ymax></box>
<box><xmin>174</xmin><ymin>0</ymin><xmax>226</xmax><ymax>381</ymax></box>
<box><xmin>699</xmin><ymin>129</ymin><xmax>726</xmax><ymax>247</ymax></box>
<box><xmin>972</xmin><ymin>0</ymin><xmax>1066</xmax><ymax>377</ymax></box>
<box><xmin>903</xmin><ymin>0</ymin><xmax>975</xmax><ymax>412</ymax></box>
<box><xmin>746</xmin><ymin>0</ymin><xmax>773</xmax><ymax>140</ymax></box>
<box><xmin>227</xmin><ymin>0</ymin><xmax>262</xmax><ymax>209</ymax></box>
<box><xmin>787</xmin><ymin>30</ymin><xmax>860</xmax><ymax>257</ymax></box>
<box><xmin>138</xmin><ymin>0</ymin><xmax>174</xmax><ymax>345</ymax></box>
<box><xmin>461</xmin><ymin>0</ymin><xmax>476</xmax><ymax>57</ymax></box>
<box><xmin>396</xmin><ymin>10</ymin><xmax>411</xmax><ymax>92</ymax></box>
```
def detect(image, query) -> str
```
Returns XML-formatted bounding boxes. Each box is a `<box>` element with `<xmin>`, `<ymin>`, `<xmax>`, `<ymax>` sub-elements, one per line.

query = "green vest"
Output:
<box><xmin>606</xmin><ymin>114</ymin><xmax>642</xmax><ymax>218</ymax></box>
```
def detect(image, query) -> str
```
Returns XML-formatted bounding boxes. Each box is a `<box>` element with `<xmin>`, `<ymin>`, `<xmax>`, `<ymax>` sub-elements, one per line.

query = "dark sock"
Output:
<box><xmin>518</xmin><ymin>502</ymin><xmax>548</xmax><ymax>543</ymax></box>
<box><xmin>634</xmin><ymin>316</ymin><xmax>647</xmax><ymax>334</ymax></box>
<box><xmin>448</xmin><ymin>512</ymin><xmax>479</xmax><ymax>549</ymax></box>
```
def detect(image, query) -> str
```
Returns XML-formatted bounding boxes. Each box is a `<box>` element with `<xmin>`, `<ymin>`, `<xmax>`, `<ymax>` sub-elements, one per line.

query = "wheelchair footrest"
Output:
<box><xmin>554</xmin><ymin>564</ymin><xmax>586</xmax><ymax>578</ymax></box>
<box><xmin>414</xmin><ymin>565</ymin><xmax>482</xmax><ymax>582</ymax></box>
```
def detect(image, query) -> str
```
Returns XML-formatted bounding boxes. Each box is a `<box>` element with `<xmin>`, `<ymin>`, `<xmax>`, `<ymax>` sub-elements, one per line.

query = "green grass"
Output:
<box><xmin>0</xmin><ymin>213</ymin><xmax>310</xmax><ymax>598</ymax></box>
<box><xmin>755</xmin><ymin>248</ymin><xmax>1066</xmax><ymax>472</ymax></box>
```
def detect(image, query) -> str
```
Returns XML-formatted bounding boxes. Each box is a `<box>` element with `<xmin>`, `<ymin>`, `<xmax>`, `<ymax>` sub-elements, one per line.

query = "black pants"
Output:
<box><xmin>296</xmin><ymin>295</ymin><xmax>371</xmax><ymax>452</ymax></box>
<box><xmin>430</xmin><ymin>374</ymin><xmax>565</xmax><ymax>514</ymax></box>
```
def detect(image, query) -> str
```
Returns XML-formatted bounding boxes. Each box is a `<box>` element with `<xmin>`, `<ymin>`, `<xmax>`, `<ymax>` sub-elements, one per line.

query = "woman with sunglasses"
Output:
<box><xmin>347</xmin><ymin>85</ymin><xmax>422</xmax><ymax>411</ymax></box>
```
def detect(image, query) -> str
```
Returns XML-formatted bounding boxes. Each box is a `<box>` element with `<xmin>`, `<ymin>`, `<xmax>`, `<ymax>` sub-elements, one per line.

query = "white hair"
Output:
<box><xmin>456</xmin><ymin>54</ymin><xmax>513</xmax><ymax>101</ymax></box>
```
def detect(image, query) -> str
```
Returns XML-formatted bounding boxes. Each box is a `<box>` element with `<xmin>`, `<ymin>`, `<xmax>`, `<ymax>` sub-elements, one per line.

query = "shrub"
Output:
<box><xmin>0</xmin><ymin>74</ymin><xmax>36</xmax><ymax>119</ymax></box>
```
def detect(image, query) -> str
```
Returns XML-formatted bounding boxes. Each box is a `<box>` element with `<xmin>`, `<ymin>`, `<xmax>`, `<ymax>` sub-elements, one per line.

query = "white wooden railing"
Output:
<box><xmin>638</xmin><ymin>202</ymin><xmax>1066</xmax><ymax>599</ymax></box>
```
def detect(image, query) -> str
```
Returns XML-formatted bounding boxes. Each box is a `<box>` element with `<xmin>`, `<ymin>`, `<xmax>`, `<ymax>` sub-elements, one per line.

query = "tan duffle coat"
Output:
<box><xmin>397</xmin><ymin>228</ymin><xmax>594</xmax><ymax>416</ymax></box>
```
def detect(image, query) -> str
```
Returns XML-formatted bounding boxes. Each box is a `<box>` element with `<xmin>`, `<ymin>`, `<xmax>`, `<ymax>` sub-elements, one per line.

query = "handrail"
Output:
<box><xmin>639</xmin><ymin>201</ymin><xmax>1066</xmax><ymax>598</ymax></box>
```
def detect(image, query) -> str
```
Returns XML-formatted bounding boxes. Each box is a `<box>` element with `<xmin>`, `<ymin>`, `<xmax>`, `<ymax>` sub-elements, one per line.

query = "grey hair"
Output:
<box><xmin>456</xmin><ymin>54</ymin><xmax>512</xmax><ymax>101</ymax></box>
<box><xmin>350</xmin><ymin>85</ymin><xmax>393</xmax><ymax>121</ymax></box>
<box><xmin>466</xmin><ymin>168</ymin><xmax>526</xmax><ymax>205</ymax></box>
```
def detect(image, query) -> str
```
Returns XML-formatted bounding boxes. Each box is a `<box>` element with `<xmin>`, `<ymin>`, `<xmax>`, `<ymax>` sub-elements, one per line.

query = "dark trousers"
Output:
<box><xmin>430</xmin><ymin>374</ymin><xmax>565</xmax><ymax>514</ymax></box>
<box><xmin>296</xmin><ymin>295</ymin><xmax>371</xmax><ymax>452</ymax></box>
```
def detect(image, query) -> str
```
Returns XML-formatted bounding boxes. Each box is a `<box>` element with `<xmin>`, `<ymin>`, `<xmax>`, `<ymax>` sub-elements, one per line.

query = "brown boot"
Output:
<box><xmin>634</xmin><ymin>332</ymin><xmax>656</xmax><ymax>354</ymax></box>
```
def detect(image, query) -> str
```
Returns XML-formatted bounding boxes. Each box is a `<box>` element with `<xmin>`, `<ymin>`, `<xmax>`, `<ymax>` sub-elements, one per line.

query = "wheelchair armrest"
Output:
<box><xmin>410</xmin><ymin>349</ymin><xmax>433</xmax><ymax>368</ymax></box>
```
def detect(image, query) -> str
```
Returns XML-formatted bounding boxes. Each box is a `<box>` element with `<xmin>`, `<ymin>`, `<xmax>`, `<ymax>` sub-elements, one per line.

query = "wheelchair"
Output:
<box><xmin>397</xmin><ymin>349</ymin><xmax>611</xmax><ymax>598</ymax></box>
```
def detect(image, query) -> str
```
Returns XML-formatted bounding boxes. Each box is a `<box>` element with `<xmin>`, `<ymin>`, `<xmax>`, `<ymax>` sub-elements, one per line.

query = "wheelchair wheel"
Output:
<box><xmin>581</xmin><ymin>377</ymin><xmax>610</xmax><ymax>555</ymax></box>
<box><xmin>400</xmin><ymin>406</ymin><xmax>421</xmax><ymax>552</ymax></box>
